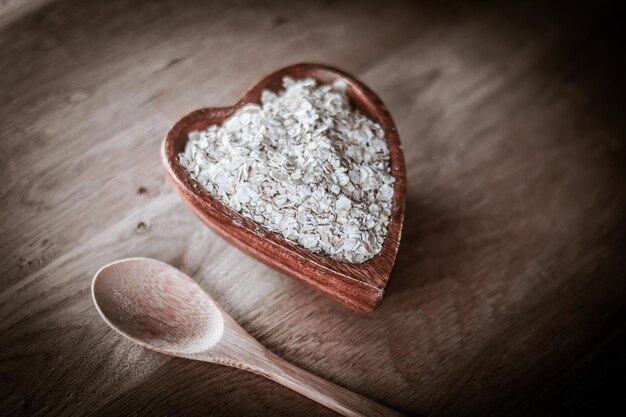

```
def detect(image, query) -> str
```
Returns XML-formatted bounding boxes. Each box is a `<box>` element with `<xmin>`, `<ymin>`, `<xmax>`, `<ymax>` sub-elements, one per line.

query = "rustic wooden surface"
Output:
<box><xmin>1</xmin><ymin>0</ymin><xmax>625</xmax><ymax>416</ymax></box>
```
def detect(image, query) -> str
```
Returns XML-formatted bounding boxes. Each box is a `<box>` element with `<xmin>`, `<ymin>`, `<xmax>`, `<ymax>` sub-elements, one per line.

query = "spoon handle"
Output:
<box><xmin>252</xmin><ymin>350</ymin><xmax>405</xmax><ymax>417</ymax></box>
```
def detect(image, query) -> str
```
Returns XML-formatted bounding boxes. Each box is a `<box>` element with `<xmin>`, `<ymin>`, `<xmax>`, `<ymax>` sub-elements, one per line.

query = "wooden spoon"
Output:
<box><xmin>162</xmin><ymin>63</ymin><xmax>407</xmax><ymax>313</ymax></box>
<box><xmin>92</xmin><ymin>257</ymin><xmax>404</xmax><ymax>417</ymax></box>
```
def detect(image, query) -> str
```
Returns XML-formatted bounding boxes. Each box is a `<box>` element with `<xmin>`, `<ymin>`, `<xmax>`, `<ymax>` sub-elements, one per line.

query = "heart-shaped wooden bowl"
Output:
<box><xmin>162</xmin><ymin>63</ymin><xmax>406</xmax><ymax>312</ymax></box>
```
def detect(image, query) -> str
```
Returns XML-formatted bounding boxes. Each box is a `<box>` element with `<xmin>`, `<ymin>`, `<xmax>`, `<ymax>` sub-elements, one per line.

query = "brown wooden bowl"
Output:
<box><xmin>162</xmin><ymin>63</ymin><xmax>406</xmax><ymax>312</ymax></box>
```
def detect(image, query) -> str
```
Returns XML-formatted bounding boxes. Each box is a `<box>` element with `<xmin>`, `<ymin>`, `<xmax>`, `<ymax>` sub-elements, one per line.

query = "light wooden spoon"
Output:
<box><xmin>92</xmin><ymin>257</ymin><xmax>404</xmax><ymax>417</ymax></box>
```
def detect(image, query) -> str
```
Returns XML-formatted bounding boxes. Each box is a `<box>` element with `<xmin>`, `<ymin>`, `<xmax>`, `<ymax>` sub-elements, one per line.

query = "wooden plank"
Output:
<box><xmin>0</xmin><ymin>0</ymin><xmax>624</xmax><ymax>415</ymax></box>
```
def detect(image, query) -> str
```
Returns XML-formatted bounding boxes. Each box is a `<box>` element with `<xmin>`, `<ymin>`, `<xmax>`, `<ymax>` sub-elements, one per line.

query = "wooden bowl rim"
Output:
<box><xmin>162</xmin><ymin>63</ymin><xmax>406</xmax><ymax>305</ymax></box>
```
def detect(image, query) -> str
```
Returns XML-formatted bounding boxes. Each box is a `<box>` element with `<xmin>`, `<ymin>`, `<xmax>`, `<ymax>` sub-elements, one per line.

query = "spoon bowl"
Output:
<box><xmin>92</xmin><ymin>258</ymin><xmax>224</xmax><ymax>354</ymax></box>
<box><xmin>162</xmin><ymin>63</ymin><xmax>407</xmax><ymax>312</ymax></box>
<box><xmin>92</xmin><ymin>258</ymin><xmax>404</xmax><ymax>416</ymax></box>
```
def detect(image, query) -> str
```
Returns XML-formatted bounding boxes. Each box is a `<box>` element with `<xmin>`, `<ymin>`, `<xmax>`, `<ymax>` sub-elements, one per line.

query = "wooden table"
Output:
<box><xmin>1</xmin><ymin>1</ymin><xmax>624</xmax><ymax>415</ymax></box>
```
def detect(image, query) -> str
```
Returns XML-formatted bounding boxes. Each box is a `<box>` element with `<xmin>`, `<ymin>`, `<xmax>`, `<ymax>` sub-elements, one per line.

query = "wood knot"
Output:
<box><xmin>135</xmin><ymin>222</ymin><xmax>148</xmax><ymax>234</ymax></box>
<box><xmin>273</xmin><ymin>16</ymin><xmax>287</xmax><ymax>27</ymax></box>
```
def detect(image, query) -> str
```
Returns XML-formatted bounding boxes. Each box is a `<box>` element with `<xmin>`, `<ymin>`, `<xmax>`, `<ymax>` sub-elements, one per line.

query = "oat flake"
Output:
<box><xmin>179</xmin><ymin>77</ymin><xmax>395</xmax><ymax>263</ymax></box>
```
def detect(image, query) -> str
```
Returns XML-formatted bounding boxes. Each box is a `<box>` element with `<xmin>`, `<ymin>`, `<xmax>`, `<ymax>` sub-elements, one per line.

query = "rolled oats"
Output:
<box><xmin>179</xmin><ymin>77</ymin><xmax>395</xmax><ymax>263</ymax></box>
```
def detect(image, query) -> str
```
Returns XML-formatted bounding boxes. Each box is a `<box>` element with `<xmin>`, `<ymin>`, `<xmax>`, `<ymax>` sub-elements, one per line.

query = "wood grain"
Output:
<box><xmin>163</xmin><ymin>63</ymin><xmax>406</xmax><ymax>312</ymax></box>
<box><xmin>0</xmin><ymin>0</ymin><xmax>625</xmax><ymax>416</ymax></box>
